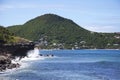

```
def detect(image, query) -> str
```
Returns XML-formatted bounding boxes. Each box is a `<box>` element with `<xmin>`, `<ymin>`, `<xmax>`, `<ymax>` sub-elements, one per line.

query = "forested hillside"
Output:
<box><xmin>7</xmin><ymin>14</ymin><xmax>120</xmax><ymax>49</ymax></box>
<box><xmin>0</xmin><ymin>26</ymin><xmax>15</xmax><ymax>44</ymax></box>
<box><xmin>0</xmin><ymin>26</ymin><xmax>30</xmax><ymax>45</ymax></box>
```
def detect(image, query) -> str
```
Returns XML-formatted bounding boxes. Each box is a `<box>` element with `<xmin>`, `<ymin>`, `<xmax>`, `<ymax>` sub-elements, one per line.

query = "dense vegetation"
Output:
<box><xmin>0</xmin><ymin>26</ymin><xmax>15</xmax><ymax>44</ymax></box>
<box><xmin>7</xmin><ymin>14</ymin><xmax>120</xmax><ymax>49</ymax></box>
<box><xmin>0</xmin><ymin>26</ymin><xmax>30</xmax><ymax>45</ymax></box>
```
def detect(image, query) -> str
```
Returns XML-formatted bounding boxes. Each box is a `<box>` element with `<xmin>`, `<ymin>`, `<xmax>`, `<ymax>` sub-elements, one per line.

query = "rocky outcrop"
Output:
<box><xmin>0</xmin><ymin>55</ymin><xmax>20</xmax><ymax>71</ymax></box>
<box><xmin>0</xmin><ymin>42</ymin><xmax>34</xmax><ymax>71</ymax></box>
<box><xmin>0</xmin><ymin>42</ymin><xmax>34</xmax><ymax>57</ymax></box>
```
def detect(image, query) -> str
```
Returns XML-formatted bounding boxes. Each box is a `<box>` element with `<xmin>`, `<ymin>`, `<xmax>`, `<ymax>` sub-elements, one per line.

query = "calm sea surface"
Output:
<box><xmin>0</xmin><ymin>50</ymin><xmax>120</xmax><ymax>80</ymax></box>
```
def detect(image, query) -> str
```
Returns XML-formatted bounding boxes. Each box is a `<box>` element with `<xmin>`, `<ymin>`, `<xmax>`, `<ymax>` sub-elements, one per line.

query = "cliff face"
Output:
<box><xmin>0</xmin><ymin>43</ymin><xmax>35</xmax><ymax>57</ymax></box>
<box><xmin>0</xmin><ymin>43</ymin><xmax>35</xmax><ymax>71</ymax></box>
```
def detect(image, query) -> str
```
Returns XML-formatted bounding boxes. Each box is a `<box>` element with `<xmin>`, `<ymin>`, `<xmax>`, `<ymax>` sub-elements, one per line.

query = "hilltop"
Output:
<box><xmin>7</xmin><ymin>14</ymin><xmax>120</xmax><ymax>49</ymax></box>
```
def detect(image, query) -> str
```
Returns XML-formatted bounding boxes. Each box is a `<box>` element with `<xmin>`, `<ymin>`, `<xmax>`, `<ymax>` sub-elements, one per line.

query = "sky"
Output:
<box><xmin>0</xmin><ymin>0</ymin><xmax>120</xmax><ymax>32</ymax></box>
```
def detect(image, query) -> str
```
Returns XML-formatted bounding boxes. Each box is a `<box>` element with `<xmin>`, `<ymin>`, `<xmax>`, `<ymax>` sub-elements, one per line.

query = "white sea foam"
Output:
<box><xmin>28</xmin><ymin>48</ymin><xmax>40</xmax><ymax>58</ymax></box>
<box><xmin>21</xmin><ymin>48</ymin><xmax>46</xmax><ymax>61</ymax></box>
<box><xmin>0</xmin><ymin>48</ymin><xmax>45</xmax><ymax>75</ymax></box>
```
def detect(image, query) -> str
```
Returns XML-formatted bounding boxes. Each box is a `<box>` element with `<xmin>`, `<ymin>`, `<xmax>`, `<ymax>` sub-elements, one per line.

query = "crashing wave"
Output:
<box><xmin>21</xmin><ymin>47</ymin><xmax>45</xmax><ymax>61</ymax></box>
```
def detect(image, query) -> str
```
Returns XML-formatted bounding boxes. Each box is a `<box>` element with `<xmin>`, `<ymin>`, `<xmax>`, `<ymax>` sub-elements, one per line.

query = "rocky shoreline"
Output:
<box><xmin>0</xmin><ymin>43</ymin><xmax>34</xmax><ymax>72</ymax></box>
<box><xmin>0</xmin><ymin>55</ymin><xmax>20</xmax><ymax>71</ymax></box>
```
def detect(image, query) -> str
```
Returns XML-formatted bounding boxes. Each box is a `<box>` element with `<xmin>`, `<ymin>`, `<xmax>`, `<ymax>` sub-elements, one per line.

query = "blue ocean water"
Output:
<box><xmin>0</xmin><ymin>50</ymin><xmax>120</xmax><ymax>80</ymax></box>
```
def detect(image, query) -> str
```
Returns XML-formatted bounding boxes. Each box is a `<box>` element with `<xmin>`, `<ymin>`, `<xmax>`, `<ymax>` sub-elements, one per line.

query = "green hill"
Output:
<box><xmin>7</xmin><ymin>14</ymin><xmax>120</xmax><ymax>49</ymax></box>
<box><xmin>0</xmin><ymin>26</ymin><xmax>15</xmax><ymax>44</ymax></box>
<box><xmin>0</xmin><ymin>26</ymin><xmax>31</xmax><ymax>45</ymax></box>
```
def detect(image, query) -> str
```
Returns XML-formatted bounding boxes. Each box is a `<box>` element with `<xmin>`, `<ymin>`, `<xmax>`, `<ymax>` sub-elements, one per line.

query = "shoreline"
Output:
<box><xmin>41</xmin><ymin>48</ymin><xmax>120</xmax><ymax>51</ymax></box>
<box><xmin>0</xmin><ymin>43</ymin><xmax>35</xmax><ymax>72</ymax></box>
<box><xmin>0</xmin><ymin>46</ymin><xmax>119</xmax><ymax>72</ymax></box>
<box><xmin>0</xmin><ymin>42</ymin><xmax>36</xmax><ymax>72</ymax></box>
<box><xmin>0</xmin><ymin>59</ymin><xmax>28</xmax><ymax>74</ymax></box>
<box><xmin>0</xmin><ymin>54</ymin><xmax>55</xmax><ymax>73</ymax></box>
<box><xmin>0</xmin><ymin>56</ymin><xmax>20</xmax><ymax>72</ymax></box>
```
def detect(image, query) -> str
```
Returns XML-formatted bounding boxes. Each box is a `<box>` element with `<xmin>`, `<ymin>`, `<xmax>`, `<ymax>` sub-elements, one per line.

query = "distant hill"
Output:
<box><xmin>7</xmin><ymin>14</ymin><xmax>120</xmax><ymax>49</ymax></box>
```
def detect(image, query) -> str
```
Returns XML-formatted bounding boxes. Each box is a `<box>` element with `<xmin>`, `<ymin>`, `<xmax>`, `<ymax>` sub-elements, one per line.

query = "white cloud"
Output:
<box><xmin>83</xmin><ymin>25</ymin><xmax>119</xmax><ymax>32</ymax></box>
<box><xmin>0</xmin><ymin>4</ymin><xmax>65</xmax><ymax>11</ymax></box>
<box><xmin>0</xmin><ymin>5</ymin><xmax>13</xmax><ymax>10</ymax></box>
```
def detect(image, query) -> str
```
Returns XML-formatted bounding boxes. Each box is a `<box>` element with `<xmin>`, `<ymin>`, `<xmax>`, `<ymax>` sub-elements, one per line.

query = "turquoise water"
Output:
<box><xmin>0</xmin><ymin>50</ymin><xmax>120</xmax><ymax>80</ymax></box>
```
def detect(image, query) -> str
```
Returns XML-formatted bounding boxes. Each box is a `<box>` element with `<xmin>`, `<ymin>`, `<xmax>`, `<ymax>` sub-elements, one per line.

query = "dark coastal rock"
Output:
<box><xmin>3</xmin><ymin>43</ymin><xmax>35</xmax><ymax>57</ymax></box>
<box><xmin>0</xmin><ymin>65</ymin><xmax>6</xmax><ymax>71</ymax></box>
<box><xmin>7</xmin><ymin>63</ymin><xmax>19</xmax><ymax>69</ymax></box>
<box><xmin>43</xmin><ymin>54</ymin><xmax>54</xmax><ymax>57</ymax></box>
<box><xmin>0</xmin><ymin>55</ymin><xmax>20</xmax><ymax>71</ymax></box>
<box><xmin>0</xmin><ymin>42</ymin><xmax>35</xmax><ymax>71</ymax></box>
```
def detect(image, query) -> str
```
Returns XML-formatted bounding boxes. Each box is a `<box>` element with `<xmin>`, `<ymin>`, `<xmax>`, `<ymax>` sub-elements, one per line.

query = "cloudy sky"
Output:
<box><xmin>0</xmin><ymin>0</ymin><xmax>120</xmax><ymax>32</ymax></box>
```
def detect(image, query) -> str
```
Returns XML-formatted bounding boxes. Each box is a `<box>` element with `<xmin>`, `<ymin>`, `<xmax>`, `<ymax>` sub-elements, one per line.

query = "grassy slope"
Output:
<box><xmin>0</xmin><ymin>26</ymin><xmax>30</xmax><ymax>44</ymax></box>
